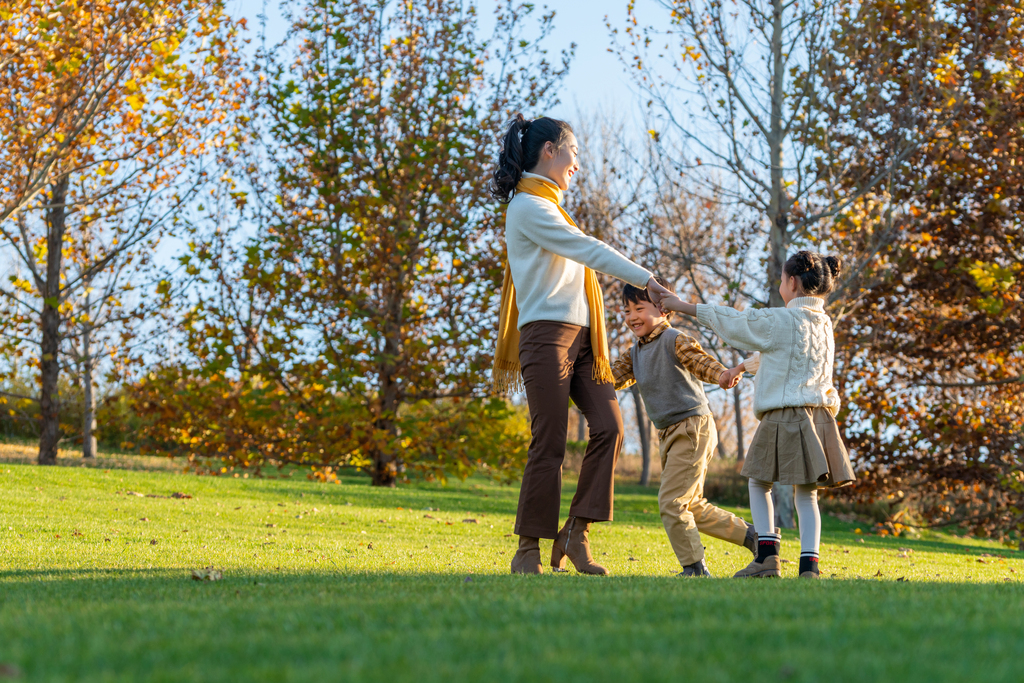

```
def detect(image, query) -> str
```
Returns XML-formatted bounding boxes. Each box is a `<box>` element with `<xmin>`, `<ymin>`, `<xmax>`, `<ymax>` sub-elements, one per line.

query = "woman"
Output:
<box><xmin>491</xmin><ymin>114</ymin><xmax>671</xmax><ymax>575</ymax></box>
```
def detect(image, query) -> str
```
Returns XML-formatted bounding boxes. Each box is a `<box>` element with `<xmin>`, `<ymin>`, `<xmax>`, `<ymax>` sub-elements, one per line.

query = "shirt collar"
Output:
<box><xmin>639</xmin><ymin>320</ymin><xmax>671</xmax><ymax>345</ymax></box>
<box><xmin>786</xmin><ymin>296</ymin><xmax>826</xmax><ymax>311</ymax></box>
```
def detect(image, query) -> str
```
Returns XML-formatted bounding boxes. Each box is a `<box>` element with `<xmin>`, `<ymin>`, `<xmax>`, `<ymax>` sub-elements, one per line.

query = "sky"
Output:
<box><xmin>225</xmin><ymin>0</ymin><xmax>664</xmax><ymax>125</ymax></box>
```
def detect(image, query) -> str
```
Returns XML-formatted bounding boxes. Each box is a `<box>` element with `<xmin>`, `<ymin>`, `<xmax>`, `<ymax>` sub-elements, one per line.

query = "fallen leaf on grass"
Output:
<box><xmin>780</xmin><ymin>559</ymin><xmax>792</xmax><ymax>564</ymax></box>
<box><xmin>977</xmin><ymin>558</ymin><xmax>987</xmax><ymax>564</ymax></box>
<box><xmin>424</xmin><ymin>514</ymin><xmax>435</xmax><ymax>519</ymax></box>
<box><xmin>897</xmin><ymin>577</ymin><xmax>907</xmax><ymax>582</ymax></box>
<box><xmin>171</xmin><ymin>492</ymin><xmax>192</xmax><ymax>499</ymax></box>
<box><xmin>150</xmin><ymin>539</ymin><xmax>158</xmax><ymax>545</ymax></box>
<box><xmin>72</xmin><ymin>530</ymin><xmax>84</xmax><ymax>537</ymax></box>
<box><xmin>462</xmin><ymin>519</ymin><xmax>478</xmax><ymax>524</ymax></box>
<box><xmin>139</xmin><ymin>518</ymin><xmax>149</xmax><ymax>522</ymax></box>
<box><xmin>873</xmin><ymin>570</ymin><xmax>883</xmax><ymax>577</ymax></box>
<box><xmin>367</xmin><ymin>542</ymin><xmax>374</xmax><ymax>550</ymax></box>
<box><xmin>628</xmin><ymin>557</ymin><xmax>638</xmax><ymax>562</ymax></box>
<box><xmin>266</xmin><ymin>523</ymin><xmax>276</xmax><ymax>528</ymax></box>
<box><xmin>191</xmin><ymin>567</ymin><xmax>222</xmax><ymax>582</ymax></box>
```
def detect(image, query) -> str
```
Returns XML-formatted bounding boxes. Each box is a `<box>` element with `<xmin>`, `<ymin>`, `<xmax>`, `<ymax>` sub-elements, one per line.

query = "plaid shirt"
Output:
<box><xmin>612</xmin><ymin>321</ymin><xmax>727</xmax><ymax>390</ymax></box>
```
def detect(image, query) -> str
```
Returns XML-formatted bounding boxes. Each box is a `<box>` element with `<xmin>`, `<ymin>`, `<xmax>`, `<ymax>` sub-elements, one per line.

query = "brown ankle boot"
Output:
<box><xmin>551</xmin><ymin>517</ymin><xmax>609</xmax><ymax>575</ymax></box>
<box><xmin>510</xmin><ymin>536</ymin><xmax>543</xmax><ymax>574</ymax></box>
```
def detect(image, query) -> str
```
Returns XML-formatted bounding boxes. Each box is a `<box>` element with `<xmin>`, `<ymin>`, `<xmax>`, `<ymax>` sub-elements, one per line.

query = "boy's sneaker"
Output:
<box><xmin>679</xmin><ymin>558</ymin><xmax>713</xmax><ymax>577</ymax></box>
<box><xmin>733</xmin><ymin>555</ymin><xmax>781</xmax><ymax>578</ymax></box>
<box><xmin>743</xmin><ymin>524</ymin><xmax>757</xmax><ymax>555</ymax></box>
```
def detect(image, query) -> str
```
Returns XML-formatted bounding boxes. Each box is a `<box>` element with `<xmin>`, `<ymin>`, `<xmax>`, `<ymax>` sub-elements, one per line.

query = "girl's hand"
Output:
<box><xmin>646</xmin><ymin>277</ymin><xmax>672</xmax><ymax>306</ymax></box>
<box><xmin>659</xmin><ymin>294</ymin><xmax>697</xmax><ymax>317</ymax></box>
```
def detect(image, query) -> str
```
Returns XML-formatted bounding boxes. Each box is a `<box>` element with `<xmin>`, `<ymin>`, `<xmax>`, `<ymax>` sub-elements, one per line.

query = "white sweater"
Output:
<box><xmin>696</xmin><ymin>297</ymin><xmax>841</xmax><ymax>419</ymax></box>
<box><xmin>505</xmin><ymin>172</ymin><xmax>652</xmax><ymax>329</ymax></box>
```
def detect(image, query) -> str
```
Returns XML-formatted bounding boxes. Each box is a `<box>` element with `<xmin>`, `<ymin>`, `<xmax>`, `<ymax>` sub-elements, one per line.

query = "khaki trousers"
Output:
<box><xmin>658</xmin><ymin>414</ymin><xmax>749</xmax><ymax>566</ymax></box>
<box><xmin>515</xmin><ymin>321</ymin><xmax>623</xmax><ymax>539</ymax></box>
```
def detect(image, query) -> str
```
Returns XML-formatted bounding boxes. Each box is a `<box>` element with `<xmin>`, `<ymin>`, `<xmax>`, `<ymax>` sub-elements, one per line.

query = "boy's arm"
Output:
<box><xmin>674</xmin><ymin>334</ymin><xmax>728</xmax><ymax>385</ymax></box>
<box><xmin>612</xmin><ymin>353</ymin><xmax>635</xmax><ymax>390</ymax></box>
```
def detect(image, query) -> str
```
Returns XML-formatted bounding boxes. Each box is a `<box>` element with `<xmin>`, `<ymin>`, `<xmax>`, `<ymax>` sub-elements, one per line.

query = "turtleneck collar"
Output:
<box><xmin>786</xmin><ymin>296</ymin><xmax>826</xmax><ymax>311</ymax></box>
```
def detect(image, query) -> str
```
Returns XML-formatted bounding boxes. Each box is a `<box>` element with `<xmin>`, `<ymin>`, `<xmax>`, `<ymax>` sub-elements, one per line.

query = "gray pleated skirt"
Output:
<box><xmin>742</xmin><ymin>406</ymin><xmax>855</xmax><ymax>487</ymax></box>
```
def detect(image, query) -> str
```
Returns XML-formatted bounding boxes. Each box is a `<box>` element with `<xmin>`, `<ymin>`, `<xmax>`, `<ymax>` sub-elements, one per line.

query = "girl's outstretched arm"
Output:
<box><xmin>695</xmin><ymin>304</ymin><xmax>776</xmax><ymax>353</ymax></box>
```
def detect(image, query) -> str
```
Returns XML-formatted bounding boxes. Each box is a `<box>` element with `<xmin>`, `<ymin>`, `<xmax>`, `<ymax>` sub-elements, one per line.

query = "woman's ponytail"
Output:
<box><xmin>490</xmin><ymin>114</ymin><xmax>574</xmax><ymax>204</ymax></box>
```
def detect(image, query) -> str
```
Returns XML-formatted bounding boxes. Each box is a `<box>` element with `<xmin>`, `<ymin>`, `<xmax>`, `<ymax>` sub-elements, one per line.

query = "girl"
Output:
<box><xmin>660</xmin><ymin>251</ymin><xmax>855</xmax><ymax>578</ymax></box>
<box><xmin>490</xmin><ymin>114</ymin><xmax>671</xmax><ymax>575</ymax></box>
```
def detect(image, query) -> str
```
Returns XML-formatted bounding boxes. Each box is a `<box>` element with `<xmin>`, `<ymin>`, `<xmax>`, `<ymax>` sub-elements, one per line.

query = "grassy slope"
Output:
<box><xmin>0</xmin><ymin>461</ymin><xmax>1022</xmax><ymax>682</ymax></box>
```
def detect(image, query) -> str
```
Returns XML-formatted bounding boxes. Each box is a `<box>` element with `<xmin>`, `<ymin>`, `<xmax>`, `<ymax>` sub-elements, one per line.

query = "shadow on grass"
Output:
<box><xmin>1</xmin><ymin>567</ymin><xmax>1022</xmax><ymax>683</ymax></box>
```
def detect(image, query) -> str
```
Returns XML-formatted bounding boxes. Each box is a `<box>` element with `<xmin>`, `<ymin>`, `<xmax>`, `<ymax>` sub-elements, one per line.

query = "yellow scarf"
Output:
<box><xmin>493</xmin><ymin>176</ymin><xmax>614</xmax><ymax>394</ymax></box>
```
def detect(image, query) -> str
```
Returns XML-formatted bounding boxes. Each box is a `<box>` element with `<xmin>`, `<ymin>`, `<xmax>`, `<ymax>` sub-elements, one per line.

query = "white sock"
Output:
<box><xmin>748</xmin><ymin>478</ymin><xmax>775</xmax><ymax>536</ymax></box>
<box><xmin>795</xmin><ymin>483</ymin><xmax>821</xmax><ymax>555</ymax></box>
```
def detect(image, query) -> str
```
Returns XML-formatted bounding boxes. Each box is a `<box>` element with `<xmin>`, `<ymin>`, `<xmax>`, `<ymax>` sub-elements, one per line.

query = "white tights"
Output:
<box><xmin>748</xmin><ymin>479</ymin><xmax>820</xmax><ymax>554</ymax></box>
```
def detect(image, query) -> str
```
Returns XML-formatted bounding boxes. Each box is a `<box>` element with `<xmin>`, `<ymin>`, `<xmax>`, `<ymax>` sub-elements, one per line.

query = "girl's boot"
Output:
<box><xmin>510</xmin><ymin>536</ymin><xmax>543</xmax><ymax>574</ymax></box>
<box><xmin>551</xmin><ymin>516</ymin><xmax>609</xmax><ymax>575</ymax></box>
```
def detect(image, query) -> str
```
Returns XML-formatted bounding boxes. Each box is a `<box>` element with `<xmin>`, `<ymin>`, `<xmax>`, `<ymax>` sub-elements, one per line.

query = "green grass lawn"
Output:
<box><xmin>0</xmin><ymin>458</ymin><xmax>1022</xmax><ymax>682</ymax></box>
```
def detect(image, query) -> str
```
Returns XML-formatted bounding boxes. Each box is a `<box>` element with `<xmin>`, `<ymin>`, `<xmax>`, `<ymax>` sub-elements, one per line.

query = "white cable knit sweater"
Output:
<box><xmin>696</xmin><ymin>297</ymin><xmax>841</xmax><ymax>419</ymax></box>
<box><xmin>505</xmin><ymin>173</ymin><xmax>653</xmax><ymax>329</ymax></box>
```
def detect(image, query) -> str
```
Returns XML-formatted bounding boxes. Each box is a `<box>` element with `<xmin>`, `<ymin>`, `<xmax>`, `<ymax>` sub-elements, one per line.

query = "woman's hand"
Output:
<box><xmin>646</xmin><ymin>277</ymin><xmax>672</xmax><ymax>306</ymax></box>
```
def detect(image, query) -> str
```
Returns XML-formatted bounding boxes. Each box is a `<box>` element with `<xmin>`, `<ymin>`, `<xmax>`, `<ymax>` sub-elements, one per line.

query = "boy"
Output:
<box><xmin>612</xmin><ymin>280</ymin><xmax>756</xmax><ymax>576</ymax></box>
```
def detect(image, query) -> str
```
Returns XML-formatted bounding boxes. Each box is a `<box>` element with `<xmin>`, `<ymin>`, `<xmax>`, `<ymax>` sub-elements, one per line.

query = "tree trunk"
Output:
<box><xmin>630</xmin><ymin>384</ymin><xmax>651</xmax><ymax>486</ymax></box>
<box><xmin>733</xmin><ymin>383</ymin><xmax>745</xmax><ymax>463</ymax></box>
<box><xmin>765</xmin><ymin>0</ymin><xmax>796</xmax><ymax>528</ymax></box>
<box><xmin>81</xmin><ymin>291</ymin><xmax>97</xmax><ymax>459</ymax></box>
<box><xmin>38</xmin><ymin>177</ymin><xmax>68</xmax><ymax>466</ymax></box>
<box><xmin>371</xmin><ymin>320</ymin><xmax>401</xmax><ymax>486</ymax></box>
<box><xmin>766</xmin><ymin>0</ymin><xmax>789</xmax><ymax>310</ymax></box>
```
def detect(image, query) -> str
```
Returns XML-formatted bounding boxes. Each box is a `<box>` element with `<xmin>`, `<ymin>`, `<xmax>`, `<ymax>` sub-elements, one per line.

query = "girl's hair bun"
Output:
<box><xmin>783</xmin><ymin>250</ymin><xmax>842</xmax><ymax>296</ymax></box>
<box><xmin>824</xmin><ymin>255</ymin><xmax>842</xmax><ymax>280</ymax></box>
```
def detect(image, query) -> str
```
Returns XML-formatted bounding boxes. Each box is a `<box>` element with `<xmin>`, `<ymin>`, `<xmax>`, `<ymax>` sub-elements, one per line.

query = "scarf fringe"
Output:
<box><xmin>592</xmin><ymin>358</ymin><xmax>614</xmax><ymax>385</ymax></box>
<box><xmin>493</xmin><ymin>358</ymin><xmax>524</xmax><ymax>395</ymax></box>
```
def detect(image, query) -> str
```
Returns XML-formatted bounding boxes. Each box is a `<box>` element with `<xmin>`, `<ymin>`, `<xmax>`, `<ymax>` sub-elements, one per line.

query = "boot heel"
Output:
<box><xmin>550</xmin><ymin>543</ymin><xmax>568</xmax><ymax>571</ymax></box>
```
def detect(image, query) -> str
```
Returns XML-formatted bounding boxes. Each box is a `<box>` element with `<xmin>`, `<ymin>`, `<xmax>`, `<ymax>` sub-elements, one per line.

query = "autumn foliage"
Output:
<box><xmin>826</xmin><ymin>0</ymin><xmax>1024</xmax><ymax>543</ymax></box>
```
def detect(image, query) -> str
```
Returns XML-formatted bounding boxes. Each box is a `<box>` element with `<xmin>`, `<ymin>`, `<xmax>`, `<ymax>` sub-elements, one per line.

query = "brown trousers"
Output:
<box><xmin>514</xmin><ymin>321</ymin><xmax>623</xmax><ymax>539</ymax></box>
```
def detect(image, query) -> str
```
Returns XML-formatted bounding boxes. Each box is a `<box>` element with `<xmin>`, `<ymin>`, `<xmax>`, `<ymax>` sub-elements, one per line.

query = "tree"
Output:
<box><xmin>612</xmin><ymin>0</ymin><xmax>990</xmax><ymax>526</ymax></box>
<box><xmin>155</xmin><ymin>0</ymin><xmax>570</xmax><ymax>485</ymax></box>
<box><xmin>827</xmin><ymin>0</ymin><xmax>1024</xmax><ymax>544</ymax></box>
<box><xmin>0</xmin><ymin>0</ymin><xmax>245</xmax><ymax>463</ymax></box>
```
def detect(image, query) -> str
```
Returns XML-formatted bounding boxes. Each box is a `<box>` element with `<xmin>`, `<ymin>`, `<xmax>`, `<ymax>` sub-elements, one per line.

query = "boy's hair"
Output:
<box><xmin>622</xmin><ymin>276</ymin><xmax>669</xmax><ymax>307</ymax></box>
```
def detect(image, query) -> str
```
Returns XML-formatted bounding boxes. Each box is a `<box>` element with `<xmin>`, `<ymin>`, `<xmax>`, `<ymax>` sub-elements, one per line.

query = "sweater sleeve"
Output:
<box><xmin>742</xmin><ymin>352</ymin><xmax>761</xmax><ymax>375</ymax></box>
<box><xmin>695</xmin><ymin>304</ymin><xmax>776</xmax><ymax>353</ymax></box>
<box><xmin>516</xmin><ymin>197</ymin><xmax>652</xmax><ymax>287</ymax></box>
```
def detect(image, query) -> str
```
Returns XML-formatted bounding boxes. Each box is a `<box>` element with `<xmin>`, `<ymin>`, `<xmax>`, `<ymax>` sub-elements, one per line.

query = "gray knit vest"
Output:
<box><xmin>630</xmin><ymin>327</ymin><xmax>712</xmax><ymax>430</ymax></box>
